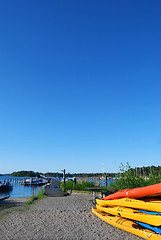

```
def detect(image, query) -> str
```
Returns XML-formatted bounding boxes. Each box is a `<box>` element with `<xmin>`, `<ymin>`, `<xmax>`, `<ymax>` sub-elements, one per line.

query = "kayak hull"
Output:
<box><xmin>96</xmin><ymin>198</ymin><xmax>161</xmax><ymax>212</ymax></box>
<box><xmin>103</xmin><ymin>183</ymin><xmax>161</xmax><ymax>200</ymax></box>
<box><xmin>96</xmin><ymin>204</ymin><xmax>161</xmax><ymax>226</ymax></box>
<box><xmin>92</xmin><ymin>208</ymin><xmax>161</xmax><ymax>240</ymax></box>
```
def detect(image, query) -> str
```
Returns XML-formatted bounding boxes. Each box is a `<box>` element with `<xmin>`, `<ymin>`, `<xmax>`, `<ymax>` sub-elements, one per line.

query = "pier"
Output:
<box><xmin>2</xmin><ymin>178</ymin><xmax>26</xmax><ymax>185</ymax></box>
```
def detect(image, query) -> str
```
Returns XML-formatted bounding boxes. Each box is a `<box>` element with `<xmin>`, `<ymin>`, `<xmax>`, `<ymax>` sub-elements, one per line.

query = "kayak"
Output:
<box><xmin>92</xmin><ymin>208</ymin><xmax>161</xmax><ymax>240</ymax></box>
<box><xmin>96</xmin><ymin>204</ymin><xmax>161</xmax><ymax>226</ymax></box>
<box><xmin>96</xmin><ymin>198</ymin><xmax>161</xmax><ymax>212</ymax></box>
<box><xmin>134</xmin><ymin>221</ymin><xmax>161</xmax><ymax>235</ymax></box>
<box><xmin>103</xmin><ymin>183</ymin><xmax>161</xmax><ymax>200</ymax></box>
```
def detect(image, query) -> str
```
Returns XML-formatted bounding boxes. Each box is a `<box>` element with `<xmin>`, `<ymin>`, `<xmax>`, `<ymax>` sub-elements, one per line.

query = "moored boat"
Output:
<box><xmin>23</xmin><ymin>178</ymin><xmax>48</xmax><ymax>186</ymax></box>
<box><xmin>0</xmin><ymin>182</ymin><xmax>13</xmax><ymax>192</ymax></box>
<box><xmin>0</xmin><ymin>195</ymin><xmax>10</xmax><ymax>200</ymax></box>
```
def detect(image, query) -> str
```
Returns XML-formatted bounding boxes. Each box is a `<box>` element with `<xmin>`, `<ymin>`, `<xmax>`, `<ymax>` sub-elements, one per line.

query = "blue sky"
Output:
<box><xmin>0</xmin><ymin>0</ymin><xmax>161</xmax><ymax>174</ymax></box>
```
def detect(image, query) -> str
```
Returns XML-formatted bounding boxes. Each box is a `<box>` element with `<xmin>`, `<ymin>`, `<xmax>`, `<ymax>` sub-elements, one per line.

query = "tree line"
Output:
<box><xmin>10</xmin><ymin>165</ymin><xmax>161</xmax><ymax>178</ymax></box>
<box><xmin>130</xmin><ymin>165</ymin><xmax>161</xmax><ymax>177</ymax></box>
<box><xmin>10</xmin><ymin>171</ymin><xmax>116</xmax><ymax>178</ymax></box>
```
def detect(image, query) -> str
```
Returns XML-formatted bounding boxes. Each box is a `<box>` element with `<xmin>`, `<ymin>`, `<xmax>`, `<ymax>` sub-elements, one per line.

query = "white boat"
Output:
<box><xmin>23</xmin><ymin>178</ymin><xmax>48</xmax><ymax>186</ymax></box>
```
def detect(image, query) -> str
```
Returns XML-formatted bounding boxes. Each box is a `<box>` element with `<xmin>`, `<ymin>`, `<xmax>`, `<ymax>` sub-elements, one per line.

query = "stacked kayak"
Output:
<box><xmin>97</xmin><ymin>197</ymin><xmax>161</xmax><ymax>212</ymax></box>
<box><xmin>102</xmin><ymin>182</ymin><xmax>161</xmax><ymax>200</ymax></box>
<box><xmin>92</xmin><ymin>208</ymin><xmax>161</xmax><ymax>240</ymax></box>
<box><xmin>92</xmin><ymin>183</ymin><xmax>161</xmax><ymax>239</ymax></box>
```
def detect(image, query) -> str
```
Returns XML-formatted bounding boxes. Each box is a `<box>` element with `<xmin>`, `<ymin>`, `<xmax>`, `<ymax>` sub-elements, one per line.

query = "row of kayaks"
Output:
<box><xmin>92</xmin><ymin>208</ymin><xmax>161</xmax><ymax>240</ymax></box>
<box><xmin>92</xmin><ymin>182</ymin><xmax>161</xmax><ymax>239</ymax></box>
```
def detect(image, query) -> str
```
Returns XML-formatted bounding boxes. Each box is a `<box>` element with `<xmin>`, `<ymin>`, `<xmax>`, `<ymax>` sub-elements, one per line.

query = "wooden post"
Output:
<box><xmin>93</xmin><ymin>191</ymin><xmax>96</xmax><ymax>203</ymax></box>
<box><xmin>61</xmin><ymin>169</ymin><xmax>66</xmax><ymax>192</ymax></box>
<box><xmin>73</xmin><ymin>177</ymin><xmax>76</xmax><ymax>190</ymax></box>
<box><xmin>105</xmin><ymin>173</ymin><xmax>107</xmax><ymax>187</ymax></box>
<box><xmin>32</xmin><ymin>186</ymin><xmax>34</xmax><ymax>202</ymax></box>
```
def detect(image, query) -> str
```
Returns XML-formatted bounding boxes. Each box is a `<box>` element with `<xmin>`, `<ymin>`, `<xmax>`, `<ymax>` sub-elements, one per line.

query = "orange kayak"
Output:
<box><xmin>103</xmin><ymin>183</ymin><xmax>161</xmax><ymax>200</ymax></box>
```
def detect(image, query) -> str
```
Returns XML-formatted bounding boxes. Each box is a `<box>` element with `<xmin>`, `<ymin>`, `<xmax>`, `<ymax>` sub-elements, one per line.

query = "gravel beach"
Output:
<box><xmin>0</xmin><ymin>193</ymin><xmax>143</xmax><ymax>240</ymax></box>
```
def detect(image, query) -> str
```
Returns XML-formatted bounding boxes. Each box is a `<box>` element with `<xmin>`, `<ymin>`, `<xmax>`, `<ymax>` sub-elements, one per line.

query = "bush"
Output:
<box><xmin>109</xmin><ymin>162</ymin><xmax>146</xmax><ymax>191</ymax></box>
<box><xmin>109</xmin><ymin>162</ymin><xmax>161</xmax><ymax>191</ymax></box>
<box><xmin>61</xmin><ymin>180</ymin><xmax>74</xmax><ymax>191</ymax></box>
<box><xmin>75</xmin><ymin>181</ymin><xmax>96</xmax><ymax>191</ymax></box>
<box><xmin>61</xmin><ymin>180</ymin><xmax>96</xmax><ymax>191</ymax></box>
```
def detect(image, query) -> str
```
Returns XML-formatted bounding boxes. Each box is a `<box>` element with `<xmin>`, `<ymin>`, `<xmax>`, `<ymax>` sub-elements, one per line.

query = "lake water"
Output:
<box><xmin>0</xmin><ymin>176</ymin><xmax>114</xmax><ymax>198</ymax></box>
<box><xmin>0</xmin><ymin>176</ymin><xmax>43</xmax><ymax>198</ymax></box>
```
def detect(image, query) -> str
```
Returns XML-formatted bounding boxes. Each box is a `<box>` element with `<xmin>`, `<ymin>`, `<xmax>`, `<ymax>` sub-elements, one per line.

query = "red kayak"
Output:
<box><xmin>103</xmin><ymin>183</ymin><xmax>161</xmax><ymax>200</ymax></box>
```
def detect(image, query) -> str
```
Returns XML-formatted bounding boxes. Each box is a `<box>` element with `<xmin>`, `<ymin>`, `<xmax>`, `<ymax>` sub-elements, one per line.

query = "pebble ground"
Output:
<box><xmin>0</xmin><ymin>193</ymin><xmax>143</xmax><ymax>240</ymax></box>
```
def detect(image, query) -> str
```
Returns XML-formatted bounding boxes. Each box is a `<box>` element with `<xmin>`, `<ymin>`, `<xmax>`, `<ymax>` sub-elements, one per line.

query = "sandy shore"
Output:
<box><xmin>0</xmin><ymin>193</ymin><xmax>143</xmax><ymax>240</ymax></box>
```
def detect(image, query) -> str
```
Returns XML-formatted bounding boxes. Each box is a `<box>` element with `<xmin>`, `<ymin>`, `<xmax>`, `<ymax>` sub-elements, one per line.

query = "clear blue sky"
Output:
<box><xmin>0</xmin><ymin>0</ymin><xmax>161</xmax><ymax>174</ymax></box>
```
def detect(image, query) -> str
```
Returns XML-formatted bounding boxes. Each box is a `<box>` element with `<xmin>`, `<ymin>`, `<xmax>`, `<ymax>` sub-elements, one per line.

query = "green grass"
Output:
<box><xmin>25</xmin><ymin>189</ymin><xmax>47</xmax><ymax>205</ymax></box>
<box><xmin>61</xmin><ymin>180</ymin><xmax>97</xmax><ymax>191</ymax></box>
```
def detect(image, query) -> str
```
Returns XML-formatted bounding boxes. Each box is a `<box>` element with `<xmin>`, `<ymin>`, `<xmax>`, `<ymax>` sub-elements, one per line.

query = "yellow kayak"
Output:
<box><xmin>92</xmin><ymin>208</ymin><xmax>161</xmax><ymax>240</ymax></box>
<box><xmin>96</xmin><ymin>198</ymin><xmax>161</xmax><ymax>212</ymax></box>
<box><xmin>96</xmin><ymin>204</ymin><xmax>161</xmax><ymax>226</ymax></box>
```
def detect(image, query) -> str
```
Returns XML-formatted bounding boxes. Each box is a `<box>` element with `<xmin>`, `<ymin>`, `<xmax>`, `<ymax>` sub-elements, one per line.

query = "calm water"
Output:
<box><xmin>0</xmin><ymin>176</ymin><xmax>114</xmax><ymax>198</ymax></box>
<box><xmin>0</xmin><ymin>176</ymin><xmax>43</xmax><ymax>198</ymax></box>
